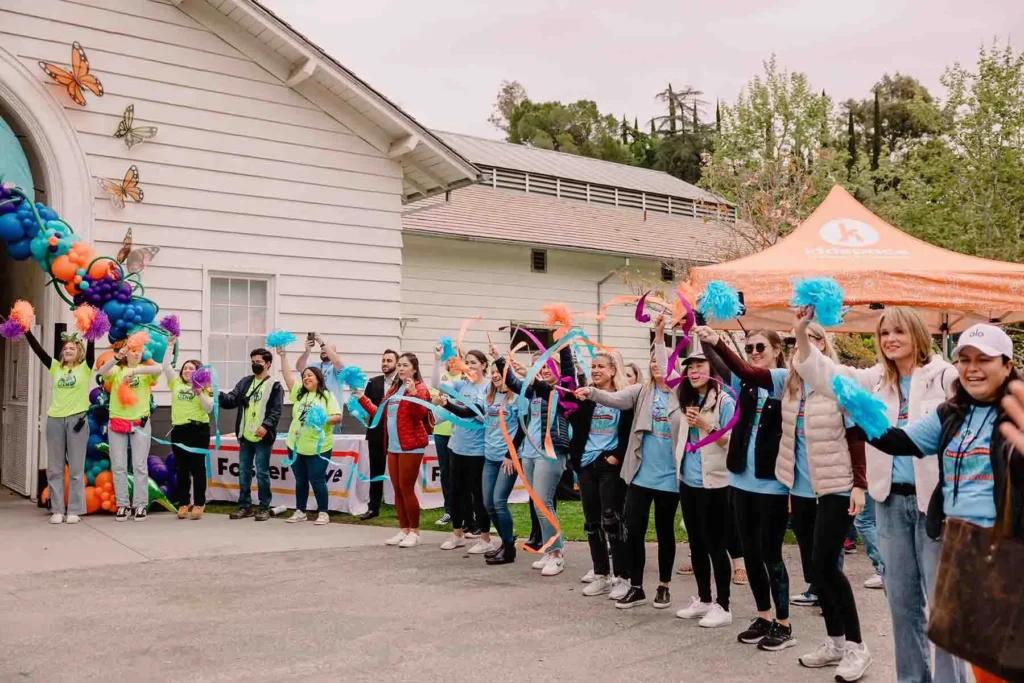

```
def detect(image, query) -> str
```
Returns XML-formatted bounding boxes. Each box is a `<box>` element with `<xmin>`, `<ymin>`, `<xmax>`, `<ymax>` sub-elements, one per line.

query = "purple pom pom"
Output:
<box><xmin>83</xmin><ymin>310</ymin><xmax>110</xmax><ymax>341</ymax></box>
<box><xmin>159</xmin><ymin>314</ymin><xmax>180</xmax><ymax>337</ymax></box>
<box><xmin>0</xmin><ymin>318</ymin><xmax>25</xmax><ymax>339</ymax></box>
<box><xmin>191</xmin><ymin>368</ymin><xmax>212</xmax><ymax>393</ymax></box>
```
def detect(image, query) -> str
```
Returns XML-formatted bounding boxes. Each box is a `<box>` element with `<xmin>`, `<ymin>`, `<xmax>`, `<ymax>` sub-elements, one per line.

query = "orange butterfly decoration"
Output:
<box><xmin>98</xmin><ymin>166</ymin><xmax>144</xmax><ymax>209</ymax></box>
<box><xmin>38</xmin><ymin>42</ymin><xmax>104</xmax><ymax>107</ymax></box>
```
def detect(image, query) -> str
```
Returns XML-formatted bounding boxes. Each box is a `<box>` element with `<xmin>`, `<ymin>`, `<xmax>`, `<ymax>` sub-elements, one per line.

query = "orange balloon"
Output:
<box><xmin>50</xmin><ymin>254</ymin><xmax>77</xmax><ymax>282</ymax></box>
<box><xmin>95</xmin><ymin>471</ymin><xmax>113</xmax><ymax>489</ymax></box>
<box><xmin>64</xmin><ymin>281</ymin><xmax>80</xmax><ymax>297</ymax></box>
<box><xmin>88</xmin><ymin>259</ymin><xmax>111</xmax><ymax>280</ymax></box>
<box><xmin>102</xmin><ymin>380</ymin><xmax>111</xmax><ymax>394</ymax></box>
<box><xmin>84</xmin><ymin>486</ymin><xmax>101</xmax><ymax>514</ymax></box>
<box><xmin>101</xmin><ymin>500</ymin><xmax>111</xmax><ymax>511</ymax></box>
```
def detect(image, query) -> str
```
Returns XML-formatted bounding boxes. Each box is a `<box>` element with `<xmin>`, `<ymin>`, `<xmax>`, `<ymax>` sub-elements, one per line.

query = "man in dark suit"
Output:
<box><xmin>360</xmin><ymin>349</ymin><xmax>399</xmax><ymax>520</ymax></box>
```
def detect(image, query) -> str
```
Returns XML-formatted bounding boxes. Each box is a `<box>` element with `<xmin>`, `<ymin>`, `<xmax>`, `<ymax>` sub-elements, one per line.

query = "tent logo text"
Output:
<box><xmin>819</xmin><ymin>219</ymin><xmax>880</xmax><ymax>247</ymax></box>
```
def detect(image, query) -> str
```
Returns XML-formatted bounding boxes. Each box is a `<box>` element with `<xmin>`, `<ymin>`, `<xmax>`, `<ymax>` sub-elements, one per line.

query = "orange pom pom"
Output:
<box><xmin>117</xmin><ymin>376</ymin><xmax>137</xmax><ymax>407</ymax></box>
<box><xmin>9</xmin><ymin>300</ymin><xmax>34</xmax><ymax>330</ymax></box>
<box><xmin>541</xmin><ymin>302</ymin><xmax>574</xmax><ymax>340</ymax></box>
<box><xmin>124</xmin><ymin>330</ymin><xmax>150</xmax><ymax>352</ymax></box>
<box><xmin>74</xmin><ymin>305</ymin><xmax>98</xmax><ymax>334</ymax></box>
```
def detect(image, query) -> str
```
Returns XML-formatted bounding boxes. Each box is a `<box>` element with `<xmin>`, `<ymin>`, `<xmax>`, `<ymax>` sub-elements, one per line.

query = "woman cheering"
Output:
<box><xmin>162</xmin><ymin>340</ymin><xmax>213</xmax><ymax>520</ymax></box>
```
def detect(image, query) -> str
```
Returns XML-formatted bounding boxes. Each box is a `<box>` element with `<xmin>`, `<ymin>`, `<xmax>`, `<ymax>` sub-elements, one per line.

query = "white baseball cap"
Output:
<box><xmin>952</xmin><ymin>323</ymin><xmax>1014</xmax><ymax>359</ymax></box>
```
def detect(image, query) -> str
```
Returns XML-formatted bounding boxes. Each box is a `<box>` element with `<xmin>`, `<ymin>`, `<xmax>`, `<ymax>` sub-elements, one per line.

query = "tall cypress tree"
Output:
<box><xmin>715</xmin><ymin>100</ymin><xmax>721</xmax><ymax>134</ymax></box>
<box><xmin>621</xmin><ymin>115</ymin><xmax>629</xmax><ymax>144</ymax></box>
<box><xmin>692</xmin><ymin>103</ymin><xmax>698</xmax><ymax>132</ymax></box>
<box><xmin>871</xmin><ymin>89</ymin><xmax>881</xmax><ymax>171</ymax></box>
<box><xmin>668</xmin><ymin>83</ymin><xmax>677</xmax><ymax>135</ymax></box>
<box><xmin>846</xmin><ymin>109</ymin><xmax>857</xmax><ymax>175</ymax></box>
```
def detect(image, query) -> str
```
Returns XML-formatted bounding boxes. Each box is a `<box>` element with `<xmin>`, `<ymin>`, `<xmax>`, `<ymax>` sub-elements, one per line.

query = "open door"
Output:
<box><xmin>1</xmin><ymin>325</ymin><xmax>38</xmax><ymax>495</ymax></box>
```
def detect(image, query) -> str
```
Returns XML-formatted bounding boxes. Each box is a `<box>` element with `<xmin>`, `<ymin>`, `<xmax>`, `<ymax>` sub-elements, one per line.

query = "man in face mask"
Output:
<box><xmin>218</xmin><ymin>348</ymin><xmax>284</xmax><ymax>521</ymax></box>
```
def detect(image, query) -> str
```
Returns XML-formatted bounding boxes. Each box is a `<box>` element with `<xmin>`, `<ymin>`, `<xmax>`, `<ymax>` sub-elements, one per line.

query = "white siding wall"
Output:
<box><xmin>401</xmin><ymin>234</ymin><xmax>666</xmax><ymax>380</ymax></box>
<box><xmin>0</xmin><ymin>0</ymin><xmax>405</xmax><ymax>395</ymax></box>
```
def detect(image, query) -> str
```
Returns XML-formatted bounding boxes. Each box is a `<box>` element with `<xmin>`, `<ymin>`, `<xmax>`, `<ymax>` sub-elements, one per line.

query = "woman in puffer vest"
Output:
<box><xmin>696</xmin><ymin>321</ymin><xmax>872</xmax><ymax>683</ymax></box>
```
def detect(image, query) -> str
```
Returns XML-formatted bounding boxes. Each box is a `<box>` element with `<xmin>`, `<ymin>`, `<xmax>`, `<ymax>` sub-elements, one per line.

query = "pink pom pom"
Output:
<box><xmin>159</xmin><ymin>314</ymin><xmax>180</xmax><ymax>338</ymax></box>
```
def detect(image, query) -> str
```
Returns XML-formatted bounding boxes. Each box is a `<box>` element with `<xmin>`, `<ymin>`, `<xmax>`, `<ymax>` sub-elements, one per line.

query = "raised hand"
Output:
<box><xmin>693</xmin><ymin>326</ymin><xmax>720</xmax><ymax>346</ymax></box>
<box><xmin>999</xmin><ymin>380</ymin><xmax>1024</xmax><ymax>453</ymax></box>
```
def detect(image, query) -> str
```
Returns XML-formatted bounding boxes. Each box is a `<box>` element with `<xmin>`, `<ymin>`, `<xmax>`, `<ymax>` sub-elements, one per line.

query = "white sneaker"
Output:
<box><xmin>836</xmin><ymin>642</ymin><xmax>873</xmax><ymax>682</ymax></box>
<box><xmin>464</xmin><ymin>530</ymin><xmax>482</xmax><ymax>539</ymax></box>
<box><xmin>49</xmin><ymin>513</ymin><xmax>64</xmax><ymax>524</ymax></box>
<box><xmin>799</xmin><ymin>639</ymin><xmax>845</xmax><ymax>668</ymax></box>
<box><xmin>64</xmin><ymin>514</ymin><xmax>81</xmax><ymax>524</ymax></box>
<box><xmin>435</xmin><ymin>513</ymin><xmax>452</xmax><ymax>526</ymax></box>
<box><xmin>313</xmin><ymin>512</ymin><xmax>330</xmax><ymax>525</ymax></box>
<box><xmin>676</xmin><ymin>596</ymin><xmax>713</xmax><ymax>620</ymax></box>
<box><xmin>863</xmin><ymin>574</ymin><xmax>884</xmax><ymax>589</ymax></box>
<box><xmin>698</xmin><ymin>603</ymin><xmax>733</xmax><ymax>628</ymax></box>
<box><xmin>384</xmin><ymin>531</ymin><xmax>407</xmax><ymax>546</ymax></box>
<box><xmin>467</xmin><ymin>539</ymin><xmax>496</xmax><ymax>555</ymax></box>
<box><xmin>609</xmin><ymin>577</ymin><xmax>630</xmax><ymax>601</ymax></box>
<box><xmin>398</xmin><ymin>532</ymin><xmax>421</xmax><ymax>548</ymax></box>
<box><xmin>580</xmin><ymin>569</ymin><xmax>597</xmax><ymax>583</ymax></box>
<box><xmin>582</xmin><ymin>576</ymin><xmax>613</xmax><ymax>596</ymax></box>
<box><xmin>541</xmin><ymin>556</ymin><xmax>565</xmax><ymax>577</ymax></box>
<box><xmin>532</xmin><ymin>553</ymin><xmax>552</xmax><ymax>570</ymax></box>
<box><xmin>440</xmin><ymin>534</ymin><xmax>466</xmax><ymax>550</ymax></box>
<box><xmin>287</xmin><ymin>511</ymin><xmax>307</xmax><ymax>524</ymax></box>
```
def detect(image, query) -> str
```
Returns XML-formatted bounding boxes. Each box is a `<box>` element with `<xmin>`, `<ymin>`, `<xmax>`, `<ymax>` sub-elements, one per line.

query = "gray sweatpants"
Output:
<box><xmin>45</xmin><ymin>413</ymin><xmax>88</xmax><ymax>515</ymax></box>
<box><xmin>109</xmin><ymin>421</ymin><xmax>151</xmax><ymax>508</ymax></box>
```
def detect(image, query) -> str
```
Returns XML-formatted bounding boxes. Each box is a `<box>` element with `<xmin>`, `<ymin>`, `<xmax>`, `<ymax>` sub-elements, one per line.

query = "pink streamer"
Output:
<box><xmin>685</xmin><ymin>374</ymin><xmax>740</xmax><ymax>453</ymax></box>
<box><xmin>634</xmin><ymin>292</ymin><xmax>651</xmax><ymax>323</ymax></box>
<box><xmin>500</xmin><ymin>325</ymin><xmax>561</xmax><ymax>380</ymax></box>
<box><xmin>665</xmin><ymin>291</ymin><xmax>696</xmax><ymax>389</ymax></box>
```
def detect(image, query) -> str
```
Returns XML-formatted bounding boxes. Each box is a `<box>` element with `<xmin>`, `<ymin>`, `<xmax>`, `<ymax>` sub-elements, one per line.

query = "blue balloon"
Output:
<box><xmin>103</xmin><ymin>299</ymin><xmax>126</xmax><ymax>321</ymax></box>
<box><xmin>36</xmin><ymin>203</ymin><xmax>58</xmax><ymax>221</ymax></box>
<box><xmin>7</xmin><ymin>237</ymin><xmax>31</xmax><ymax>260</ymax></box>
<box><xmin>0</xmin><ymin>213</ymin><xmax>23</xmax><ymax>242</ymax></box>
<box><xmin>134</xmin><ymin>299</ymin><xmax>157</xmax><ymax>324</ymax></box>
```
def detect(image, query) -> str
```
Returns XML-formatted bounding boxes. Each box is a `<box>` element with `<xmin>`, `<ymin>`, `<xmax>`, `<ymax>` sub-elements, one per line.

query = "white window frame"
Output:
<box><xmin>202</xmin><ymin>267</ymin><xmax>278</xmax><ymax>390</ymax></box>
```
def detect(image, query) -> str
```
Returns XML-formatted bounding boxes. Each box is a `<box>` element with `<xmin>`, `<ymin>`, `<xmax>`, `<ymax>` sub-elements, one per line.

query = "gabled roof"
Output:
<box><xmin>403</xmin><ymin>185</ymin><xmax>738</xmax><ymax>264</ymax></box>
<box><xmin>437</xmin><ymin>131</ymin><xmax>725</xmax><ymax>205</ymax></box>
<box><xmin>176</xmin><ymin>0</ymin><xmax>479</xmax><ymax>201</ymax></box>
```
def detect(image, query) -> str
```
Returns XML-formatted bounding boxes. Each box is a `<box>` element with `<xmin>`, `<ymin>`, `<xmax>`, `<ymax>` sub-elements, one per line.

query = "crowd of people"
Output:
<box><xmin>35</xmin><ymin>306</ymin><xmax>1024</xmax><ymax>683</ymax></box>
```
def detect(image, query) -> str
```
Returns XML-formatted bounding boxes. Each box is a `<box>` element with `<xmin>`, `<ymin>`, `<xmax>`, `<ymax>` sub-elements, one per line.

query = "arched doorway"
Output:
<box><xmin>0</xmin><ymin>46</ymin><xmax>93</xmax><ymax>499</ymax></box>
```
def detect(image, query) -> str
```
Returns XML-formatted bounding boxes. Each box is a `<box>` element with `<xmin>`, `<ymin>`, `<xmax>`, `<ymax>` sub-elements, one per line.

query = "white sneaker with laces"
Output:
<box><xmin>676</xmin><ymin>597</ymin><xmax>713</xmax><ymax>620</ymax></box>
<box><xmin>698</xmin><ymin>603</ymin><xmax>733</xmax><ymax>628</ymax></box>
<box><xmin>836</xmin><ymin>642</ymin><xmax>873</xmax><ymax>682</ymax></box>
<box><xmin>467</xmin><ymin>539</ymin><xmax>496</xmax><ymax>555</ymax></box>
<box><xmin>582</xmin><ymin>576</ymin><xmax>613</xmax><ymax>596</ymax></box>
<box><xmin>64</xmin><ymin>514</ymin><xmax>81</xmax><ymax>524</ymax></box>
<box><xmin>398</xmin><ymin>532</ymin><xmax>421</xmax><ymax>548</ymax></box>
<box><xmin>580</xmin><ymin>569</ymin><xmax>596</xmax><ymax>583</ymax></box>
<box><xmin>532</xmin><ymin>554</ymin><xmax>551</xmax><ymax>570</ymax></box>
<box><xmin>799</xmin><ymin>639</ymin><xmax>845</xmax><ymax>668</ymax></box>
<box><xmin>49</xmin><ymin>513</ymin><xmax>64</xmax><ymax>524</ymax></box>
<box><xmin>541</xmin><ymin>556</ymin><xmax>565</xmax><ymax>577</ymax></box>
<box><xmin>384</xmin><ymin>531</ymin><xmax>407</xmax><ymax>546</ymax></box>
<box><xmin>440</xmin><ymin>534</ymin><xmax>466</xmax><ymax>550</ymax></box>
<box><xmin>609</xmin><ymin>577</ymin><xmax>630</xmax><ymax>601</ymax></box>
<box><xmin>435</xmin><ymin>513</ymin><xmax>452</xmax><ymax>526</ymax></box>
<box><xmin>314</xmin><ymin>512</ymin><xmax>330</xmax><ymax>525</ymax></box>
<box><xmin>287</xmin><ymin>511</ymin><xmax>307</xmax><ymax>524</ymax></box>
<box><xmin>863</xmin><ymin>574</ymin><xmax>883</xmax><ymax>589</ymax></box>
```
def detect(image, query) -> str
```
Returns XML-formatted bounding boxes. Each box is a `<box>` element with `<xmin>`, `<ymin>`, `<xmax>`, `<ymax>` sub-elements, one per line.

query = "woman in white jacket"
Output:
<box><xmin>793</xmin><ymin>306</ymin><xmax>963</xmax><ymax>683</ymax></box>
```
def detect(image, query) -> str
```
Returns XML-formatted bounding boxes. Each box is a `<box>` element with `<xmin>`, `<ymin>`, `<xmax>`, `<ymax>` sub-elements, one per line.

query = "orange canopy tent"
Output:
<box><xmin>689</xmin><ymin>185</ymin><xmax>1024</xmax><ymax>333</ymax></box>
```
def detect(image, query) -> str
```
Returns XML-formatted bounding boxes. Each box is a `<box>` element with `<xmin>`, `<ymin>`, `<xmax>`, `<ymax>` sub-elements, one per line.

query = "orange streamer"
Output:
<box><xmin>116</xmin><ymin>376</ymin><xmax>137</xmax><ymax>406</ymax></box>
<box><xmin>540</xmin><ymin>302</ymin><xmax>574</xmax><ymax>340</ymax></box>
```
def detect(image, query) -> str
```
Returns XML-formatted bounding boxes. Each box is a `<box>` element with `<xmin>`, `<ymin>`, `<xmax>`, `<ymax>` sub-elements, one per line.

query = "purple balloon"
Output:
<box><xmin>89</xmin><ymin>387</ymin><xmax>101</xmax><ymax>403</ymax></box>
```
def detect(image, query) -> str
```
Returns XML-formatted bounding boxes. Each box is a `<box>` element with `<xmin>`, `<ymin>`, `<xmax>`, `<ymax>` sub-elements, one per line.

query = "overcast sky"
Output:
<box><xmin>262</xmin><ymin>0</ymin><xmax>1021</xmax><ymax>139</ymax></box>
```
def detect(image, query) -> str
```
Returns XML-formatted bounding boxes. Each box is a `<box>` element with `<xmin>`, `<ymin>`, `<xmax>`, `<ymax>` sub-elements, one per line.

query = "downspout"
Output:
<box><xmin>596</xmin><ymin>259</ymin><xmax>629</xmax><ymax>343</ymax></box>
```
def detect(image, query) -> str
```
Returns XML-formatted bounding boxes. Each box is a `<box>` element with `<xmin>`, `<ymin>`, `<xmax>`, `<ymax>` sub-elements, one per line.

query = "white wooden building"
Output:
<box><xmin>0</xmin><ymin>0</ymin><xmax>477</xmax><ymax>497</ymax></box>
<box><xmin>402</xmin><ymin>131</ymin><xmax>737</xmax><ymax>378</ymax></box>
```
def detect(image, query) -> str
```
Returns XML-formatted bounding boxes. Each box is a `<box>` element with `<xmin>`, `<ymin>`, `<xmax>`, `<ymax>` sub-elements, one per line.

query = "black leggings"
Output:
<box><xmin>791</xmin><ymin>494</ymin><xmax>862</xmax><ymax>643</ymax></box>
<box><xmin>732</xmin><ymin>487</ymin><xmax>790</xmax><ymax>620</ymax></box>
<box><xmin>726</xmin><ymin>488</ymin><xmax>743</xmax><ymax>560</ymax></box>
<box><xmin>624</xmin><ymin>483</ymin><xmax>679</xmax><ymax>587</ymax></box>
<box><xmin>679</xmin><ymin>483</ymin><xmax>731</xmax><ymax>609</ymax></box>
<box><xmin>450</xmin><ymin>452</ymin><xmax>488</xmax><ymax>533</ymax></box>
<box><xmin>578</xmin><ymin>458</ymin><xmax>628</xmax><ymax>579</ymax></box>
<box><xmin>171</xmin><ymin>422</ymin><xmax>210</xmax><ymax>507</ymax></box>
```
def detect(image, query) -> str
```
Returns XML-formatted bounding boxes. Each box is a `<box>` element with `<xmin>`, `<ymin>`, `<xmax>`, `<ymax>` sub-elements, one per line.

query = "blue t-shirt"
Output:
<box><xmin>484</xmin><ymin>392</ymin><xmax>519</xmax><ymax>462</ymax></box>
<box><xmin>521</xmin><ymin>395</ymin><xmax>544</xmax><ymax>460</ymax></box>
<box><xmin>633</xmin><ymin>388</ymin><xmax>676</xmax><ymax>492</ymax></box>
<box><xmin>729</xmin><ymin>368</ymin><xmax>790</xmax><ymax>495</ymax></box>
<box><xmin>891</xmin><ymin>375</ymin><xmax>916</xmax><ymax>485</ymax></box>
<box><xmin>904</xmin><ymin>405</ymin><xmax>998</xmax><ymax>528</ymax></box>
<box><xmin>791</xmin><ymin>389</ymin><xmax>815</xmax><ymax>498</ymax></box>
<box><xmin>386</xmin><ymin>385</ymin><xmax>425</xmax><ymax>455</ymax></box>
<box><xmin>581</xmin><ymin>404</ymin><xmax>620</xmax><ymax>467</ymax></box>
<box><xmin>681</xmin><ymin>392</ymin><xmax>736</xmax><ymax>488</ymax></box>
<box><xmin>445</xmin><ymin>378</ymin><xmax>488</xmax><ymax>457</ymax></box>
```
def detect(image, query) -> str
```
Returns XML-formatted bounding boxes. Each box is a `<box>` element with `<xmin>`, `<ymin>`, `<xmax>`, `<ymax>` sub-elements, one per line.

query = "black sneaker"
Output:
<box><xmin>230</xmin><ymin>507</ymin><xmax>254</xmax><ymax>520</ymax></box>
<box><xmin>115</xmin><ymin>506</ymin><xmax>130</xmax><ymax>522</ymax></box>
<box><xmin>254</xmin><ymin>509</ymin><xmax>271</xmax><ymax>522</ymax></box>
<box><xmin>653</xmin><ymin>586</ymin><xmax>671</xmax><ymax>609</ymax></box>
<box><xmin>133</xmin><ymin>506</ymin><xmax>148</xmax><ymax>522</ymax></box>
<box><xmin>758</xmin><ymin>621</ymin><xmax>796</xmax><ymax>652</ymax></box>
<box><xmin>615</xmin><ymin>586</ymin><xmax>647</xmax><ymax>609</ymax></box>
<box><xmin>359</xmin><ymin>509</ymin><xmax>379</xmax><ymax>521</ymax></box>
<box><xmin>738</xmin><ymin>617</ymin><xmax>774</xmax><ymax>644</ymax></box>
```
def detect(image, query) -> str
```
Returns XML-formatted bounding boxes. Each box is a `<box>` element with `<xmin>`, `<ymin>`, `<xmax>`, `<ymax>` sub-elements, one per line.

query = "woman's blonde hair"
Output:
<box><xmin>593</xmin><ymin>352</ymin><xmax>626</xmax><ymax>391</ymax></box>
<box><xmin>60</xmin><ymin>339</ymin><xmax>86</xmax><ymax>368</ymax></box>
<box><xmin>876</xmin><ymin>306</ymin><xmax>934</xmax><ymax>391</ymax></box>
<box><xmin>786</xmin><ymin>322</ymin><xmax>838</xmax><ymax>399</ymax></box>
<box><xmin>625</xmin><ymin>362</ymin><xmax>644</xmax><ymax>386</ymax></box>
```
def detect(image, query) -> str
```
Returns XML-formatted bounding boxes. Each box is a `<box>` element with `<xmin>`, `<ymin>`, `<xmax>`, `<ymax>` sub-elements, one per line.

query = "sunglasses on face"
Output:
<box><xmin>745</xmin><ymin>343</ymin><xmax>768</xmax><ymax>354</ymax></box>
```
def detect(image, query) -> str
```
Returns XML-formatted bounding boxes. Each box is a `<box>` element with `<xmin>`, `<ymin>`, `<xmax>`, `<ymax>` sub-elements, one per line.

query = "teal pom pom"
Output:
<box><xmin>697</xmin><ymin>281</ymin><xmax>744</xmax><ymax>322</ymax></box>
<box><xmin>346</xmin><ymin>396</ymin><xmax>369</xmax><ymax>425</ymax></box>
<box><xmin>439</xmin><ymin>336</ymin><xmax>457</xmax><ymax>362</ymax></box>
<box><xmin>337</xmin><ymin>365</ymin><xmax>367</xmax><ymax>391</ymax></box>
<box><xmin>265</xmin><ymin>329</ymin><xmax>296</xmax><ymax>349</ymax></box>
<box><xmin>791</xmin><ymin>277</ymin><xmax>847</xmax><ymax>327</ymax></box>
<box><xmin>832</xmin><ymin>375</ymin><xmax>890</xmax><ymax>439</ymax></box>
<box><xmin>304</xmin><ymin>404</ymin><xmax>328</xmax><ymax>430</ymax></box>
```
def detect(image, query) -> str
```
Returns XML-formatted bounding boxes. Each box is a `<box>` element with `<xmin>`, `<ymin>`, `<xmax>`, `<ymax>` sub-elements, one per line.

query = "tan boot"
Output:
<box><xmin>177</xmin><ymin>506</ymin><xmax>189</xmax><ymax>519</ymax></box>
<box><xmin>190</xmin><ymin>506</ymin><xmax>204</xmax><ymax>520</ymax></box>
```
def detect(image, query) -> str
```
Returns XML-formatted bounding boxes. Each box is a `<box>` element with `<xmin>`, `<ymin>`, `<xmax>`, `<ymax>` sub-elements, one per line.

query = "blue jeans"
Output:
<box><xmin>292</xmin><ymin>451</ymin><xmax>330</xmax><ymax>513</ymax></box>
<box><xmin>522</xmin><ymin>455</ymin><xmax>565</xmax><ymax>552</ymax></box>
<box><xmin>434</xmin><ymin>434</ymin><xmax>453</xmax><ymax>515</ymax></box>
<box><xmin>238</xmin><ymin>439</ymin><xmax>272</xmax><ymax>509</ymax></box>
<box><xmin>482</xmin><ymin>459</ymin><xmax>517</xmax><ymax>544</ymax></box>
<box><xmin>854</xmin><ymin>495</ymin><xmax>883</xmax><ymax>574</ymax></box>
<box><xmin>877</xmin><ymin>492</ymin><xmax>967</xmax><ymax>683</ymax></box>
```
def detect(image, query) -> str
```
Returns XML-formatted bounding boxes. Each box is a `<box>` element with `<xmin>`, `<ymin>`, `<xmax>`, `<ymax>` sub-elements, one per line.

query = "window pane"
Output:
<box><xmin>250</xmin><ymin>280</ymin><xmax>267</xmax><ymax>307</ymax></box>
<box><xmin>250</xmin><ymin>306</ymin><xmax>266</xmax><ymax>333</ymax></box>
<box><xmin>225</xmin><ymin>362</ymin><xmax>245</xmax><ymax>388</ymax></box>
<box><xmin>211</xmin><ymin>278</ymin><xmax>229</xmax><ymax>304</ymax></box>
<box><xmin>212</xmin><ymin>362</ymin><xmax>228</xmax><ymax>387</ymax></box>
<box><xmin>247</xmin><ymin>335</ymin><xmax>265</xmax><ymax>354</ymax></box>
<box><xmin>229</xmin><ymin>306</ymin><xmax>249</xmax><ymax>333</ymax></box>
<box><xmin>229</xmin><ymin>336</ymin><xmax>248</xmax><ymax>361</ymax></box>
<box><xmin>209</xmin><ymin>336</ymin><xmax>228</xmax><ymax>362</ymax></box>
<box><xmin>229</xmin><ymin>279</ymin><xmax>247</xmax><ymax>306</ymax></box>
<box><xmin>211</xmin><ymin>304</ymin><xmax>229</xmax><ymax>332</ymax></box>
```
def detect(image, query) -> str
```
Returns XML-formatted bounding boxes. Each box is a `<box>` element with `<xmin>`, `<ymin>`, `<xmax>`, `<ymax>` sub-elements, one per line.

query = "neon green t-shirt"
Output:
<box><xmin>241</xmin><ymin>377</ymin><xmax>272</xmax><ymax>443</ymax></box>
<box><xmin>48</xmin><ymin>360</ymin><xmax>93</xmax><ymax>418</ymax></box>
<box><xmin>169</xmin><ymin>377</ymin><xmax>209</xmax><ymax>426</ymax></box>
<box><xmin>285</xmin><ymin>383</ymin><xmax>341</xmax><ymax>456</ymax></box>
<box><xmin>109</xmin><ymin>367</ymin><xmax>157</xmax><ymax>420</ymax></box>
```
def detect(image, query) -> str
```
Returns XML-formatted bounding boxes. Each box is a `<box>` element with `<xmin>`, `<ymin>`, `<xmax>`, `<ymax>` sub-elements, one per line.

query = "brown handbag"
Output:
<box><xmin>927</xmin><ymin>454</ymin><xmax>1024</xmax><ymax>681</ymax></box>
